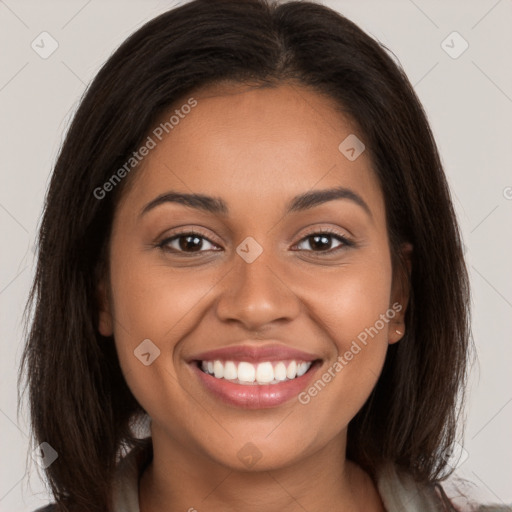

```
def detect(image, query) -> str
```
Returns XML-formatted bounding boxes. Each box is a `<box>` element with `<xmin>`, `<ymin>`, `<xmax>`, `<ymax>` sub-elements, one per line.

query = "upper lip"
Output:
<box><xmin>189</xmin><ymin>343</ymin><xmax>320</xmax><ymax>364</ymax></box>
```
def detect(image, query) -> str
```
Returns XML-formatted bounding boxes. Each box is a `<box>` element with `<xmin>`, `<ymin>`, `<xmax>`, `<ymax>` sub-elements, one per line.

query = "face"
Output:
<box><xmin>98</xmin><ymin>82</ymin><xmax>409</xmax><ymax>471</ymax></box>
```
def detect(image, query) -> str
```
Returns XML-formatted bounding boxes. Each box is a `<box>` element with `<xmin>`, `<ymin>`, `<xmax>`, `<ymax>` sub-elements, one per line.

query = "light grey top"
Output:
<box><xmin>111</xmin><ymin>443</ymin><xmax>450</xmax><ymax>512</ymax></box>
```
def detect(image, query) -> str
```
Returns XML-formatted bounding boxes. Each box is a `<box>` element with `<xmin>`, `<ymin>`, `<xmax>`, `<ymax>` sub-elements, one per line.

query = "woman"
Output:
<box><xmin>20</xmin><ymin>0</ymin><xmax>500</xmax><ymax>510</ymax></box>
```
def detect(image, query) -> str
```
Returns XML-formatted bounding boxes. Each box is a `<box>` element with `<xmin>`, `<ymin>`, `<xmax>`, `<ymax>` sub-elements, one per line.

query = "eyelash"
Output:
<box><xmin>156</xmin><ymin>227</ymin><xmax>355</xmax><ymax>257</ymax></box>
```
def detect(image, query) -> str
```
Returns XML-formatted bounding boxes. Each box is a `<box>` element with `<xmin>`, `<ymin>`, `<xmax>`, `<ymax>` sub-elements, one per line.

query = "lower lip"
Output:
<box><xmin>191</xmin><ymin>361</ymin><xmax>321</xmax><ymax>409</ymax></box>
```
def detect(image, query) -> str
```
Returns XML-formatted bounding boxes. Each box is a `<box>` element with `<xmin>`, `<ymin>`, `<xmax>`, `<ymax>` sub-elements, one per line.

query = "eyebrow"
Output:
<box><xmin>140</xmin><ymin>186</ymin><xmax>372</xmax><ymax>219</ymax></box>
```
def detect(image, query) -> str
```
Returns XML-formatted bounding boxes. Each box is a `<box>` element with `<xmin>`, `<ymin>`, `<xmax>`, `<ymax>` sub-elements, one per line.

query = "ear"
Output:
<box><xmin>97</xmin><ymin>278</ymin><xmax>113</xmax><ymax>337</ymax></box>
<box><xmin>388</xmin><ymin>242</ymin><xmax>413</xmax><ymax>345</ymax></box>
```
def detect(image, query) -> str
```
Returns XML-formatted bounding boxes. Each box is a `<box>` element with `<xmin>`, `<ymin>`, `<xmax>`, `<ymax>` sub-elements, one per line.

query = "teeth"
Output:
<box><xmin>286</xmin><ymin>361</ymin><xmax>297</xmax><ymax>379</ymax></box>
<box><xmin>297</xmin><ymin>362</ymin><xmax>309</xmax><ymax>377</ymax></box>
<box><xmin>200</xmin><ymin>359</ymin><xmax>313</xmax><ymax>385</ymax></box>
<box><xmin>274</xmin><ymin>362</ymin><xmax>287</xmax><ymax>381</ymax></box>
<box><xmin>213</xmin><ymin>360</ymin><xmax>224</xmax><ymax>379</ymax></box>
<box><xmin>256</xmin><ymin>362</ymin><xmax>274</xmax><ymax>383</ymax></box>
<box><xmin>223</xmin><ymin>361</ymin><xmax>237</xmax><ymax>380</ymax></box>
<box><xmin>238</xmin><ymin>362</ymin><xmax>255</xmax><ymax>383</ymax></box>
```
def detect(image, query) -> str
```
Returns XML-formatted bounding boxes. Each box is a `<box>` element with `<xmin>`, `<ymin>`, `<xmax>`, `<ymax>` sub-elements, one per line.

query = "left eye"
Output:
<box><xmin>294</xmin><ymin>232</ymin><xmax>348</xmax><ymax>253</ymax></box>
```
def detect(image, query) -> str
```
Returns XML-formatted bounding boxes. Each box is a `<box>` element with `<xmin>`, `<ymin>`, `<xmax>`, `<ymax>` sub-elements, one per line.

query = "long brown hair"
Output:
<box><xmin>19</xmin><ymin>1</ymin><xmax>472</xmax><ymax>510</ymax></box>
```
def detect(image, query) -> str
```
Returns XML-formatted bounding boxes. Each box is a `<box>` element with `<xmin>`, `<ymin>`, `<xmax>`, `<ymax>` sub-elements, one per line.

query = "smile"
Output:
<box><xmin>191</xmin><ymin>358</ymin><xmax>321</xmax><ymax>409</ymax></box>
<box><xmin>188</xmin><ymin>343</ymin><xmax>322</xmax><ymax>408</ymax></box>
<box><xmin>199</xmin><ymin>359</ymin><xmax>313</xmax><ymax>385</ymax></box>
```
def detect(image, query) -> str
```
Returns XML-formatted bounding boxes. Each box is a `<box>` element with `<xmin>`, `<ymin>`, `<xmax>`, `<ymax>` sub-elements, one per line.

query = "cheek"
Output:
<box><xmin>110</xmin><ymin>263</ymin><xmax>216</xmax><ymax>343</ymax></box>
<box><xmin>106</xmin><ymin>244</ymin><xmax>222</xmax><ymax>406</ymax></box>
<box><xmin>293</xmin><ymin>249</ymin><xmax>394</xmax><ymax>420</ymax></box>
<box><xmin>108</xmin><ymin>217</ymin><xmax>226</xmax><ymax>341</ymax></box>
<box><xmin>299</xmin><ymin>251</ymin><xmax>393</xmax><ymax>350</ymax></box>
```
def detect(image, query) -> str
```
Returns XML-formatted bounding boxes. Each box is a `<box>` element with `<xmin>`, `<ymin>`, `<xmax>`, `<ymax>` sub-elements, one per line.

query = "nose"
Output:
<box><xmin>215</xmin><ymin>247</ymin><xmax>301</xmax><ymax>331</ymax></box>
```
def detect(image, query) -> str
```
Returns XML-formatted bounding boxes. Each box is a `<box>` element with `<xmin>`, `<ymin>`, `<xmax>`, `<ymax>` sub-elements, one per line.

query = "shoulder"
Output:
<box><xmin>376</xmin><ymin>463</ymin><xmax>443</xmax><ymax>511</ymax></box>
<box><xmin>30</xmin><ymin>441</ymin><xmax>152</xmax><ymax>512</ymax></box>
<box><xmin>376</xmin><ymin>464</ymin><xmax>512</xmax><ymax>512</ymax></box>
<box><xmin>477</xmin><ymin>508</ymin><xmax>512</xmax><ymax>511</ymax></box>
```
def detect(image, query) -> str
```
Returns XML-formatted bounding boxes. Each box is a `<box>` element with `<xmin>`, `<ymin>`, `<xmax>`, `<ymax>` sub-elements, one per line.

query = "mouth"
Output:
<box><xmin>189</xmin><ymin>357</ymin><xmax>322</xmax><ymax>409</ymax></box>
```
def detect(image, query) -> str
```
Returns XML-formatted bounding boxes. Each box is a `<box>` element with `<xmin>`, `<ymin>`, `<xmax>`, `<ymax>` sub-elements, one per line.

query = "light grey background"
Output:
<box><xmin>1</xmin><ymin>0</ymin><xmax>511</xmax><ymax>509</ymax></box>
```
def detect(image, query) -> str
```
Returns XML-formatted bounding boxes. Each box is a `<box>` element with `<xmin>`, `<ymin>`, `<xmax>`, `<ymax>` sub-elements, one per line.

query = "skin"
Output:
<box><xmin>98</xmin><ymin>82</ymin><xmax>411</xmax><ymax>512</ymax></box>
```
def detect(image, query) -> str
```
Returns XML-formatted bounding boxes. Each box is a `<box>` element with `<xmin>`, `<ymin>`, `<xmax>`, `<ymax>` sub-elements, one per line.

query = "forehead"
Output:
<box><xmin>118</xmin><ymin>82</ymin><xmax>384</xmax><ymax>222</ymax></box>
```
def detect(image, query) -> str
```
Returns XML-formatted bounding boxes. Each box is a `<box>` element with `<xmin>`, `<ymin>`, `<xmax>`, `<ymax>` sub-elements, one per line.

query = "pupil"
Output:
<box><xmin>311</xmin><ymin>235</ymin><xmax>330</xmax><ymax>251</ymax></box>
<box><xmin>180</xmin><ymin>235</ymin><xmax>202</xmax><ymax>252</ymax></box>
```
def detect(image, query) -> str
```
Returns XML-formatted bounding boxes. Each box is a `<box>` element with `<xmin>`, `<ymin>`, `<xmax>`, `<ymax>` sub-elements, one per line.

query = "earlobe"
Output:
<box><xmin>97</xmin><ymin>279</ymin><xmax>113</xmax><ymax>337</ymax></box>
<box><xmin>389</xmin><ymin>242</ymin><xmax>413</xmax><ymax>345</ymax></box>
<box><xmin>99</xmin><ymin>310</ymin><xmax>113</xmax><ymax>337</ymax></box>
<box><xmin>388</xmin><ymin>326</ymin><xmax>405</xmax><ymax>345</ymax></box>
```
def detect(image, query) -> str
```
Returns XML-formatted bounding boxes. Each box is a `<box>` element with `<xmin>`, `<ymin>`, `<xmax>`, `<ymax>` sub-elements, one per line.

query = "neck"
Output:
<box><xmin>139</xmin><ymin>426</ymin><xmax>385</xmax><ymax>512</ymax></box>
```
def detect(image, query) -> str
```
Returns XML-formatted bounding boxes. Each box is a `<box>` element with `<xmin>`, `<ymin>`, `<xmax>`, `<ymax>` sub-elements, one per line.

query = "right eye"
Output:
<box><xmin>157</xmin><ymin>231</ymin><xmax>222</xmax><ymax>255</ymax></box>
